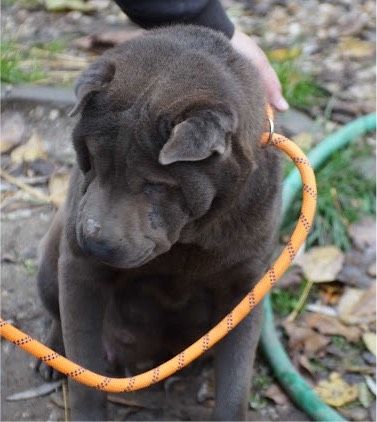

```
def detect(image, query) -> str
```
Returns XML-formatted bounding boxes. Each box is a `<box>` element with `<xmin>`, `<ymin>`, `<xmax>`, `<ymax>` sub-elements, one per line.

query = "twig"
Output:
<box><xmin>286</xmin><ymin>279</ymin><xmax>314</xmax><ymax>322</ymax></box>
<box><xmin>0</xmin><ymin>168</ymin><xmax>51</xmax><ymax>203</ymax></box>
<box><xmin>62</xmin><ymin>380</ymin><xmax>69</xmax><ymax>422</ymax></box>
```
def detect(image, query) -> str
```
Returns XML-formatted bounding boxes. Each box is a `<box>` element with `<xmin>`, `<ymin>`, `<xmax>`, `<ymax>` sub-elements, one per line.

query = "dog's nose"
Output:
<box><xmin>82</xmin><ymin>218</ymin><xmax>115</xmax><ymax>261</ymax></box>
<box><xmin>82</xmin><ymin>236</ymin><xmax>115</xmax><ymax>261</ymax></box>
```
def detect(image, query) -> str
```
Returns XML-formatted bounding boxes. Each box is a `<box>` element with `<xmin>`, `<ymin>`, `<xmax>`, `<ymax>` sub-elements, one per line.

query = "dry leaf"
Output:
<box><xmin>362</xmin><ymin>333</ymin><xmax>376</xmax><ymax>356</ymax></box>
<box><xmin>263</xmin><ymin>384</ymin><xmax>289</xmax><ymax>406</ymax></box>
<box><xmin>48</xmin><ymin>171</ymin><xmax>70</xmax><ymax>207</ymax></box>
<box><xmin>292</xmin><ymin>132</ymin><xmax>314</xmax><ymax>150</ymax></box>
<box><xmin>319</xmin><ymin>284</ymin><xmax>343</xmax><ymax>305</ymax></box>
<box><xmin>337</xmin><ymin>249</ymin><xmax>375</xmax><ymax>289</ymax></box>
<box><xmin>10</xmin><ymin>131</ymin><xmax>47</xmax><ymax>164</ymax></box>
<box><xmin>367</xmin><ymin>262</ymin><xmax>376</xmax><ymax>277</ymax></box>
<box><xmin>315</xmin><ymin>372</ymin><xmax>358</xmax><ymax>407</ymax></box>
<box><xmin>339</xmin><ymin>37</ymin><xmax>375</xmax><ymax>59</ymax></box>
<box><xmin>268</xmin><ymin>47</ymin><xmax>301</xmax><ymax>62</ymax></box>
<box><xmin>298</xmin><ymin>354</ymin><xmax>315</xmax><ymax>375</ymax></box>
<box><xmin>73</xmin><ymin>29</ymin><xmax>144</xmax><ymax>51</ymax></box>
<box><xmin>44</xmin><ymin>0</ymin><xmax>96</xmax><ymax>13</ymax></box>
<box><xmin>358</xmin><ymin>382</ymin><xmax>374</xmax><ymax>408</ymax></box>
<box><xmin>303</xmin><ymin>313</ymin><xmax>360</xmax><ymax>342</ymax></box>
<box><xmin>364</xmin><ymin>376</ymin><xmax>376</xmax><ymax>396</ymax></box>
<box><xmin>6</xmin><ymin>380</ymin><xmax>62</xmax><ymax>401</ymax></box>
<box><xmin>348</xmin><ymin>218</ymin><xmax>376</xmax><ymax>250</ymax></box>
<box><xmin>297</xmin><ymin>246</ymin><xmax>345</xmax><ymax>283</ymax></box>
<box><xmin>337</xmin><ymin>284</ymin><xmax>376</xmax><ymax>325</ymax></box>
<box><xmin>283</xmin><ymin>321</ymin><xmax>330</xmax><ymax>355</ymax></box>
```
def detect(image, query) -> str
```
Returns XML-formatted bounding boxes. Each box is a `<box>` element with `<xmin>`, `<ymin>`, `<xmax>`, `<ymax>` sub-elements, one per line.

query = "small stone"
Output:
<box><xmin>1</xmin><ymin>111</ymin><xmax>26</xmax><ymax>154</ymax></box>
<box><xmin>362</xmin><ymin>351</ymin><xmax>376</xmax><ymax>366</ymax></box>
<box><xmin>30</xmin><ymin>106</ymin><xmax>45</xmax><ymax>119</ymax></box>
<box><xmin>49</xmin><ymin>109</ymin><xmax>60</xmax><ymax>121</ymax></box>
<box><xmin>277</xmin><ymin>109</ymin><xmax>317</xmax><ymax>137</ymax></box>
<box><xmin>367</xmin><ymin>262</ymin><xmax>376</xmax><ymax>277</ymax></box>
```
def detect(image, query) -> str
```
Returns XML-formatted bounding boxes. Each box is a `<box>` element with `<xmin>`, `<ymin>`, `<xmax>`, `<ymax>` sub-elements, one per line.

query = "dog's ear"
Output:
<box><xmin>159</xmin><ymin>108</ymin><xmax>237</xmax><ymax>165</ymax></box>
<box><xmin>69</xmin><ymin>60</ymin><xmax>115</xmax><ymax>117</ymax></box>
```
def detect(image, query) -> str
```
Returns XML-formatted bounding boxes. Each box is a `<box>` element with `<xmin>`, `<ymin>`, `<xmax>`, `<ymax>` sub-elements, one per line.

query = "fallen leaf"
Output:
<box><xmin>292</xmin><ymin>132</ymin><xmax>314</xmax><ymax>150</ymax></box>
<box><xmin>283</xmin><ymin>321</ymin><xmax>330</xmax><ymax>355</ymax></box>
<box><xmin>73</xmin><ymin>28</ymin><xmax>144</xmax><ymax>51</ymax></box>
<box><xmin>48</xmin><ymin>171</ymin><xmax>70</xmax><ymax>207</ymax></box>
<box><xmin>348</xmin><ymin>218</ymin><xmax>376</xmax><ymax>250</ymax></box>
<box><xmin>0</xmin><ymin>112</ymin><xmax>26</xmax><ymax>154</ymax></box>
<box><xmin>268</xmin><ymin>47</ymin><xmax>301</xmax><ymax>62</ymax></box>
<box><xmin>263</xmin><ymin>384</ymin><xmax>289</xmax><ymax>406</ymax></box>
<box><xmin>365</xmin><ymin>376</ymin><xmax>376</xmax><ymax>396</ymax></box>
<box><xmin>358</xmin><ymin>382</ymin><xmax>374</xmax><ymax>408</ymax></box>
<box><xmin>319</xmin><ymin>284</ymin><xmax>343</xmax><ymax>305</ymax></box>
<box><xmin>339</xmin><ymin>37</ymin><xmax>375</xmax><ymax>59</ymax></box>
<box><xmin>362</xmin><ymin>333</ymin><xmax>376</xmax><ymax>356</ymax></box>
<box><xmin>367</xmin><ymin>262</ymin><xmax>376</xmax><ymax>277</ymax></box>
<box><xmin>340</xmin><ymin>406</ymin><xmax>369</xmax><ymax>421</ymax></box>
<box><xmin>337</xmin><ymin>285</ymin><xmax>376</xmax><ymax>325</ymax></box>
<box><xmin>6</xmin><ymin>380</ymin><xmax>62</xmax><ymax>401</ymax></box>
<box><xmin>337</xmin><ymin>249</ymin><xmax>375</xmax><ymax>289</ymax></box>
<box><xmin>315</xmin><ymin>372</ymin><xmax>358</xmax><ymax>407</ymax></box>
<box><xmin>298</xmin><ymin>354</ymin><xmax>315</xmax><ymax>375</ymax></box>
<box><xmin>296</xmin><ymin>246</ymin><xmax>345</xmax><ymax>283</ymax></box>
<box><xmin>44</xmin><ymin>0</ymin><xmax>96</xmax><ymax>13</ymax></box>
<box><xmin>303</xmin><ymin>313</ymin><xmax>360</xmax><ymax>342</ymax></box>
<box><xmin>306</xmin><ymin>303</ymin><xmax>338</xmax><ymax>317</ymax></box>
<box><xmin>10</xmin><ymin>131</ymin><xmax>47</xmax><ymax>164</ymax></box>
<box><xmin>277</xmin><ymin>265</ymin><xmax>303</xmax><ymax>288</ymax></box>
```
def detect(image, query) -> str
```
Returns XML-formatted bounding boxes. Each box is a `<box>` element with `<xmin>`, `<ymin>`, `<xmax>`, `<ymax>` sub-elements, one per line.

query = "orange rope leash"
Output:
<box><xmin>0</xmin><ymin>113</ymin><xmax>316</xmax><ymax>393</ymax></box>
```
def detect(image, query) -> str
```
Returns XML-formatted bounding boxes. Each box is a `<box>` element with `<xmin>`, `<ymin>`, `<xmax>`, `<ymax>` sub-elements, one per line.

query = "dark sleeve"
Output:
<box><xmin>112</xmin><ymin>0</ymin><xmax>235</xmax><ymax>38</ymax></box>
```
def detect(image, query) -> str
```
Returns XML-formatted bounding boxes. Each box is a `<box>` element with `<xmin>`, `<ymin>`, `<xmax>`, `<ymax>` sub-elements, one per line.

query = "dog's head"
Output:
<box><xmin>70</xmin><ymin>28</ymin><xmax>265</xmax><ymax>268</ymax></box>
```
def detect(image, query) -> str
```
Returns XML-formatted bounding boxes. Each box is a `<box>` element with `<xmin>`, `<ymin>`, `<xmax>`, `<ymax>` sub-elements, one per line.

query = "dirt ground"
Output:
<box><xmin>1</xmin><ymin>0</ymin><xmax>375</xmax><ymax>421</ymax></box>
<box><xmin>1</xmin><ymin>100</ymin><xmax>310</xmax><ymax>421</ymax></box>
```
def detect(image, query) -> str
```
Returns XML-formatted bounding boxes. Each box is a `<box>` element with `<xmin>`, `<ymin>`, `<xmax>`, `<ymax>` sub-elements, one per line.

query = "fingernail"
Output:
<box><xmin>275</xmin><ymin>97</ymin><xmax>289</xmax><ymax>111</ymax></box>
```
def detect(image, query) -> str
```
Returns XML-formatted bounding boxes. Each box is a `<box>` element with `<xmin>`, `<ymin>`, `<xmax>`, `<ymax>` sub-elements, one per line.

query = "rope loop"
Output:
<box><xmin>0</xmin><ymin>130</ymin><xmax>316</xmax><ymax>392</ymax></box>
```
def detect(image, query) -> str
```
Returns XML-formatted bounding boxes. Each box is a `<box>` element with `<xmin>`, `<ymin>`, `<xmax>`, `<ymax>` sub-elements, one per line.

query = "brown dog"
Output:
<box><xmin>37</xmin><ymin>25</ymin><xmax>281</xmax><ymax>420</ymax></box>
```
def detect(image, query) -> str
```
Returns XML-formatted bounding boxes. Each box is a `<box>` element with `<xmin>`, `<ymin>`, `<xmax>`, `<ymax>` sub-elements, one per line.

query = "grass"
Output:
<box><xmin>249</xmin><ymin>371</ymin><xmax>273</xmax><ymax>410</ymax></box>
<box><xmin>282</xmin><ymin>138</ymin><xmax>376</xmax><ymax>250</ymax></box>
<box><xmin>267</xmin><ymin>48</ymin><xmax>329</xmax><ymax>109</ymax></box>
<box><xmin>271</xmin><ymin>280</ymin><xmax>308</xmax><ymax>317</ymax></box>
<box><xmin>1</xmin><ymin>36</ymin><xmax>84</xmax><ymax>86</ymax></box>
<box><xmin>23</xmin><ymin>258</ymin><xmax>38</xmax><ymax>276</ymax></box>
<box><xmin>1</xmin><ymin>41</ymin><xmax>46</xmax><ymax>84</ymax></box>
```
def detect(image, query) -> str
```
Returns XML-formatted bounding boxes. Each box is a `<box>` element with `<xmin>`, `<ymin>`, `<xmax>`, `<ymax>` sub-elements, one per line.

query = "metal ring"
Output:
<box><xmin>267</xmin><ymin>117</ymin><xmax>274</xmax><ymax>143</ymax></box>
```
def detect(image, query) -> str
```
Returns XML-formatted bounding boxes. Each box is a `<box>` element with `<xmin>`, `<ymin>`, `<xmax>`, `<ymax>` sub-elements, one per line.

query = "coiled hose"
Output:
<box><xmin>260</xmin><ymin>113</ymin><xmax>376</xmax><ymax>421</ymax></box>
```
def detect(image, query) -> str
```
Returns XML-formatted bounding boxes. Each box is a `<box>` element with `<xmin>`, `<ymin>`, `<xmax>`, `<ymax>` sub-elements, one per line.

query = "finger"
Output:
<box><xmin>252</xmin><ymin>50</ymin><xmax>289</xmax><ymax>111</ymax></box>
<box><xmin>260</xmin><ymin>63</ymin><xmax>289</xmax><ymax>112</ymax></box>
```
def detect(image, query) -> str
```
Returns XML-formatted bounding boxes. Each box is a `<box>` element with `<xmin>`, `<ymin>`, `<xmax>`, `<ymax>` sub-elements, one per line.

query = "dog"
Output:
<box><xmin>37</xmin><ymin>25</ymin><xmax>281</xmax><ymax>420</ymax></box>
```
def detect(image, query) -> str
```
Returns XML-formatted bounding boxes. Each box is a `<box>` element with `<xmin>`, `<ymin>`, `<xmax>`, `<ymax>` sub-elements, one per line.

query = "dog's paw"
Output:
<box><xmin>35</xmin><ymin>358</ymin><xmax>64</xmax><ymax>381</ymax></box>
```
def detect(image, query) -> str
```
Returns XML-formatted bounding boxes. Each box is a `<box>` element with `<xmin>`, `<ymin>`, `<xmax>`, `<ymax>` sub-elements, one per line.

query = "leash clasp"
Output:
<box><xmin>261</xmin><ymin>105</ymin><xmax>275</xmax><ymax>146</ymax></box>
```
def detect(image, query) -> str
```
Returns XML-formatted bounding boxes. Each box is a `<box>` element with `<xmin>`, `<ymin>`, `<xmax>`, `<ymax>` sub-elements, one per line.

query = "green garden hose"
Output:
<box><xmin>261</xmin><ymin>113</ymin><xmax>376</xmax><ymax>421</ymax></box>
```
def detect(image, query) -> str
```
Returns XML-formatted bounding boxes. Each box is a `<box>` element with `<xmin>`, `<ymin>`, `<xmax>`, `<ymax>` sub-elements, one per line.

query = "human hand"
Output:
<box><xmin>231</xmin><ymin>29</ymin><xmax>289</xmax><ymax>112</ymax></box>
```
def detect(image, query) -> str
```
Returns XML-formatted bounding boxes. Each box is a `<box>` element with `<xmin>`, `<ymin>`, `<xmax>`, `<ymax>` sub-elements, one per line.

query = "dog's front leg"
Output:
<box><xmin>59</xmin><ymin>247</ymin><xmax>111</xmax><ymax>421</ymax></box>
<box><xmin>213</xmin><ymin>304</ymin><xmax>263</xmax><ymax>421</ymax></box>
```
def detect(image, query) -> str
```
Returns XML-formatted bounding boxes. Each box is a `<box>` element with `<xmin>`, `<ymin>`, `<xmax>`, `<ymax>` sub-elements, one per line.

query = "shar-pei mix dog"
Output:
<box><xmin>37</xmin><ymin>25</ymin><xmax>281</xmax><ymax>420</ymax></box>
